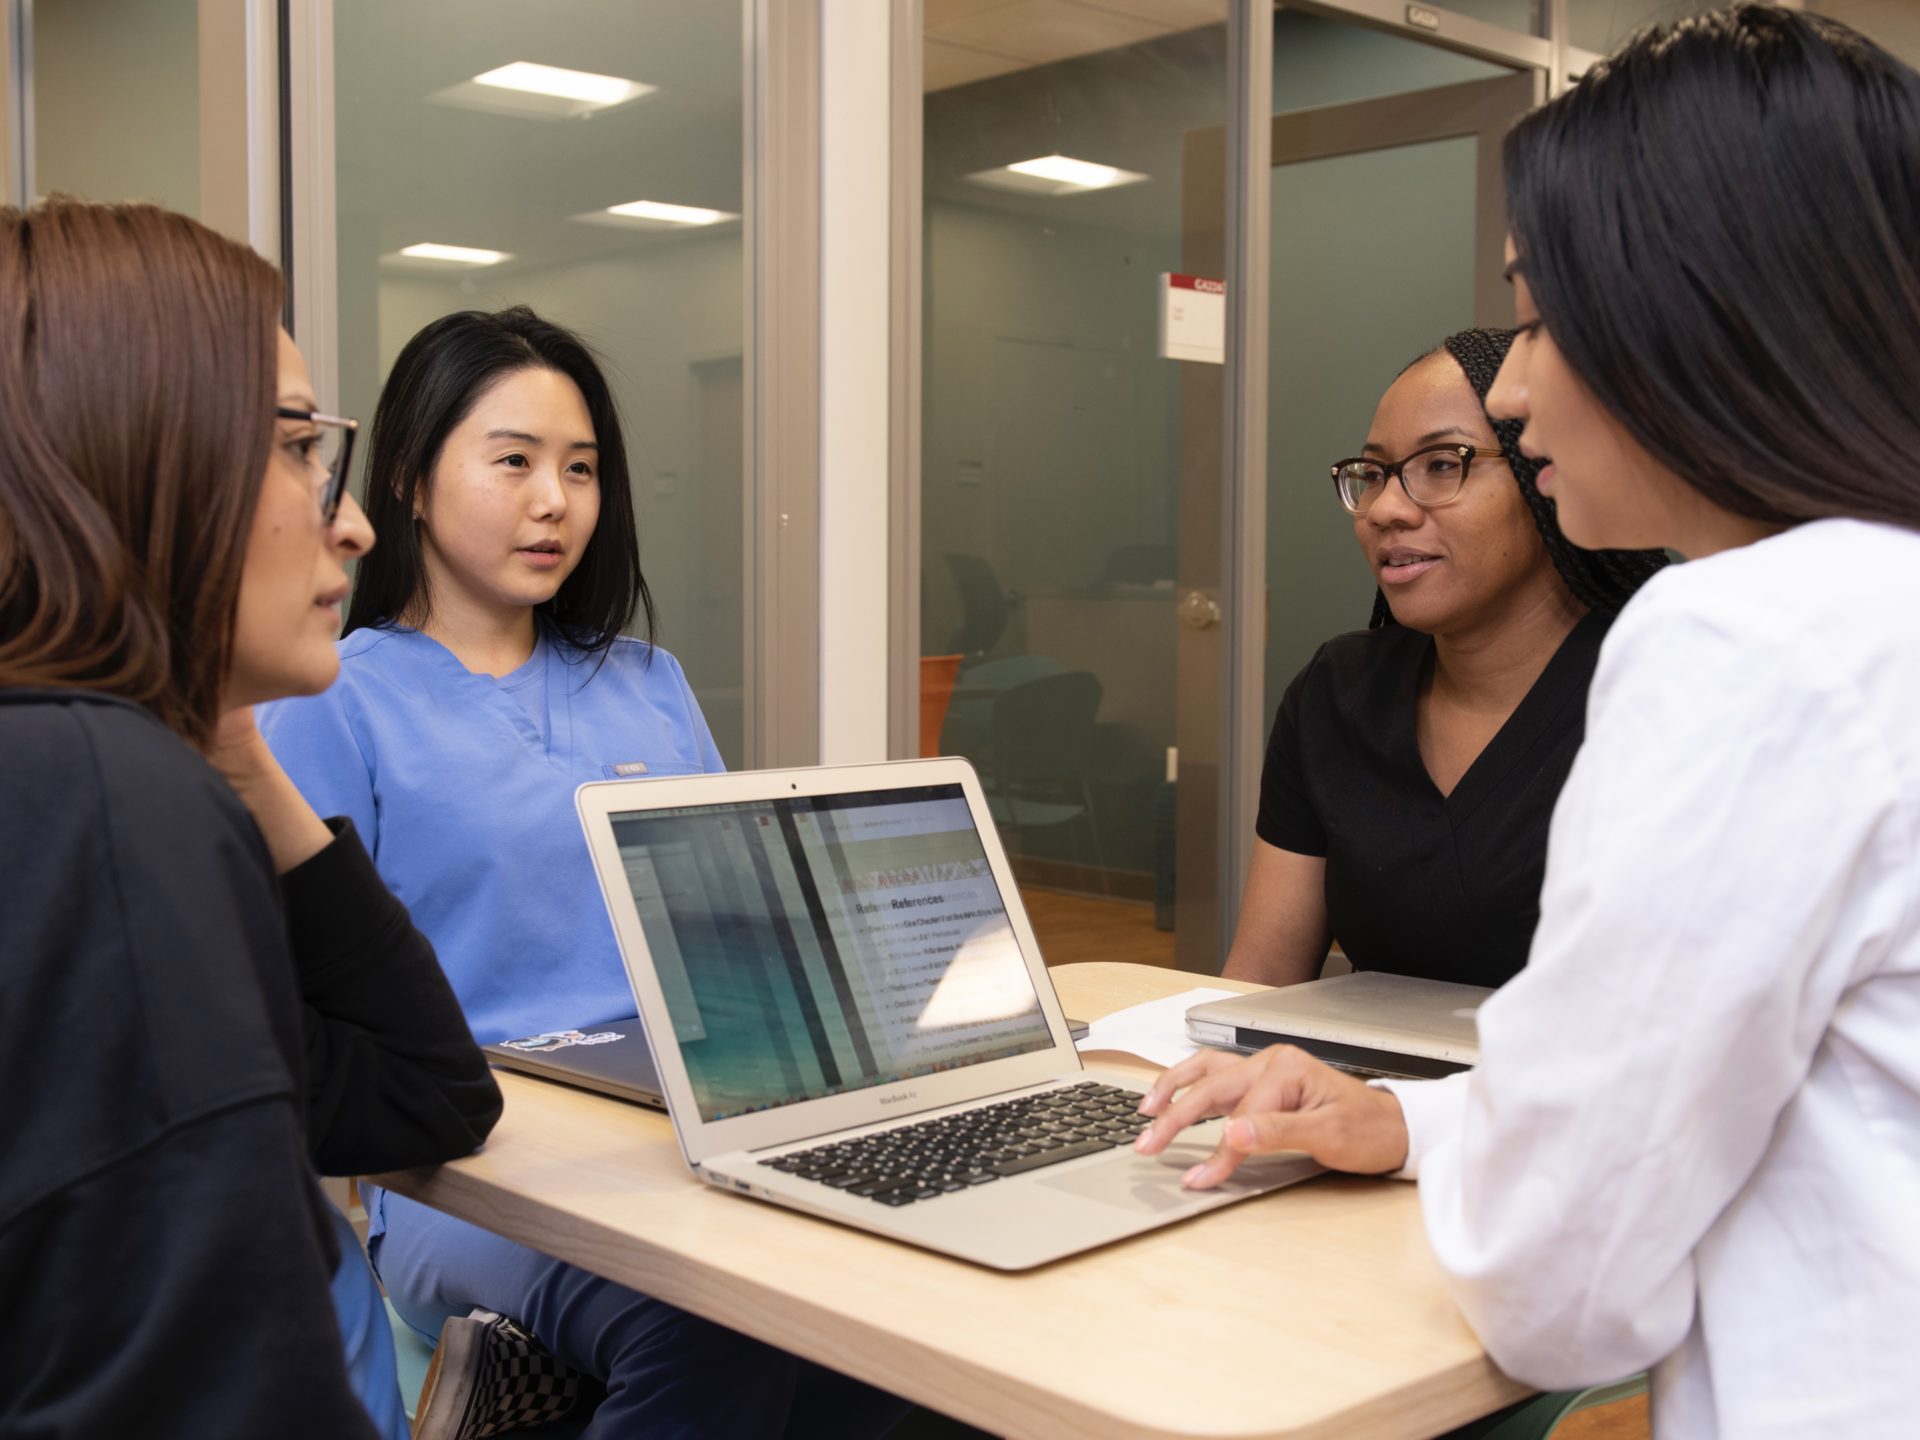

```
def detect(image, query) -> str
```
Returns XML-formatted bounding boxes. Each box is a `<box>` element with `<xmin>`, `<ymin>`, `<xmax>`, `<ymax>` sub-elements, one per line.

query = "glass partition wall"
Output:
<box><xmin>331</xmin><ymin>1</ymin><xmax>747</xmax><ymax>763</ymax></box>
<box><xmin>922</xmin><ymin>3</ymin><xmax>1231</xmax><ymax>970</ymax></box>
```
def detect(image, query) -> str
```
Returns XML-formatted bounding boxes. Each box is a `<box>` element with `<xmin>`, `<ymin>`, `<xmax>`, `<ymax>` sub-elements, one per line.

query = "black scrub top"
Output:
<box><xmin>1257</xmin><ymin>613</ymin><xmax>1609</xmax><ymax>988</ymax></box>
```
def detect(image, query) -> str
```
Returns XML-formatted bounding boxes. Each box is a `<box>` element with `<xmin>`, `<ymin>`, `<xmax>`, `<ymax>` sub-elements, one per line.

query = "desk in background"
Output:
<box><xmin>1022</xmin><ymin>586</ymin><xmax>1177</xmax><ymax>748</ymax></box>
<box><xmin>375</xmin><ymin>964</ymin><xmax>1526</xmax><ymax>1440</ymax></box>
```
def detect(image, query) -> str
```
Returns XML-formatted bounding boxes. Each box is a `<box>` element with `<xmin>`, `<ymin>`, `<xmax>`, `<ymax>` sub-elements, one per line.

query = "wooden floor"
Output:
<box><xmin>1012</xmin><ymin>888</ymin><xmax>1650</xmax><ymax>1440</ymax></box>
<box><xmin>1556</xmin><ymin>1394</ymin><xmax>1649</xmax><ymax>1440</ymax></box>
<box><xmin>1019</xmin><ymin>886</ymin><xmax>1177</xmax><ymax>969</ymax></box>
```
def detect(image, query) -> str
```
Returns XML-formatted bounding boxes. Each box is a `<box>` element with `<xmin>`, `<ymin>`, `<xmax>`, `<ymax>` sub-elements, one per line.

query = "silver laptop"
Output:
<box><xmin>575</xmin><ymin>759</ymin><xmax>1322</xmax><ymax>1271</ymax></box>
<box><xmin>485</xmin><ymin>1021</ymin><xmax>665</xmax><ymax>1109</ymax></box>
<box><xmin>1185</xmin><ymin>972</ymin><xmax>1489</xmax><ymax>1080</ymax></box>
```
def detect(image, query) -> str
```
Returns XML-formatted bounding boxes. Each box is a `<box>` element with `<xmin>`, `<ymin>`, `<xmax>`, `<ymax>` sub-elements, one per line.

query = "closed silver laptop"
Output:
<box><xmin>575</xmin><ymin>759</ymin><xmax>1321</xmax><ymax>1271</ymax></box>
<box><xmin>1186</xmin><ymin>972</ymin><xmax>1489</xmax><ymax>1079</ymax></box>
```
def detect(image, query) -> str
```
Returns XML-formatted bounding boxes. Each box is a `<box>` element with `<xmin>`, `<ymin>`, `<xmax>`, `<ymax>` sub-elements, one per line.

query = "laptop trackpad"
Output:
<box><xmin>1036</xmin><ymin>1142</ymin><xmax>1238</xmax><ymax>1213</ymax></box>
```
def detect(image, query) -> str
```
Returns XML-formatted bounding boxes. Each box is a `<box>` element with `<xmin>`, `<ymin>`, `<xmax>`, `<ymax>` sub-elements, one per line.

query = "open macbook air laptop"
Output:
<box><xmin>485</xmin><ymin>1022</ymin><xmax>665</xmax><ymax>1109</ymax></box>
<box><xmin>575</xmin><ymin>759</ymin><xmax>1322</xmax><ymax>1271</ymax></box>
<box><xmin>1185</xmin><ymin>972</ymin><xmax>1489</xmax><ymax>1080</ymax></box>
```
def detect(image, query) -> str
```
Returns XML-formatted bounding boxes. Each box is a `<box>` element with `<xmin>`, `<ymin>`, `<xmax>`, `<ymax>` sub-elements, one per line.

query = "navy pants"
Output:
<box><xmin>372</xmin><ymin>1190</ymin><xmax>910</xmax><ymax>1439</ymax></box>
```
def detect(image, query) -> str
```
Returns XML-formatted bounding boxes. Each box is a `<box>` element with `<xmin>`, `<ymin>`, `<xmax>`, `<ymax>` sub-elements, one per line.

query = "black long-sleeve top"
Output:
<box><xmin>0</xmin><ymin>689</ymin><xmax>501</xmax><ymax>1438</ymax></box>
<box><xmin>287</xmin><ymin>813</ymin><xmax>502</xmax><ymax>1175</ymax></box>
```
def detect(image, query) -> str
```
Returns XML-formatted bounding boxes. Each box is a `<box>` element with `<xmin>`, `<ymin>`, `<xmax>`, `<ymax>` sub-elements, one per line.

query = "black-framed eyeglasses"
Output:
<box><xmin>1329</xmin><ymin>443</ymin><xmax>1499</xmax><ymax>516</ymax></box>
<box><xmin>276</xmin><ymin>407</ymin><xmax>359</xmax><ymax>524</ymax></box>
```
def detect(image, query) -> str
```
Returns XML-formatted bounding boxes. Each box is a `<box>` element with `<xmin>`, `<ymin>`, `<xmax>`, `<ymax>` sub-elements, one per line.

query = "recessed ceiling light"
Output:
<box><xmin>965</xmin><ymin>153</ymin><xmax>1149</xmax><ymax>196</ymax></box>
<box><xmin>429</xmin><ymin>62</ymin><xmax>655</xmax><ymax>122</ymax></box>
<box><xmin>472</xmin><ymin>61</ymin><xmax>652</xmax><ymax>108</ymax></box>
<box><xmin>606</xmin><ymin>200</ymin><xmax>735</xmax><ymax>226</ymax></box>
<box><xmin>573</xmin><ymin>200</ymin><xmax>741</xmax><ymax>233</ymax></box>
<box><xmin>389</xmin><ymin>243</ymin><xmax>511</xmax><ymax>267</ymax></box>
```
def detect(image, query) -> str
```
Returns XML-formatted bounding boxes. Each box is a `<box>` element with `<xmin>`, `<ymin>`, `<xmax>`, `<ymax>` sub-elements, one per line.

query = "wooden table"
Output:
<box><xmin>375</xmin><ymin>963</ymin><xmax>1525</xmax><ymax>1439</ymax></box>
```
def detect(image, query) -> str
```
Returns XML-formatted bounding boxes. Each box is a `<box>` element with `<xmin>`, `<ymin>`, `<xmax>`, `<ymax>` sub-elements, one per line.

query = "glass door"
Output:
<box><xmin>921</xmin><ymin>4</ymin><xmax>1231</xmax><ymax>971</ymax></box>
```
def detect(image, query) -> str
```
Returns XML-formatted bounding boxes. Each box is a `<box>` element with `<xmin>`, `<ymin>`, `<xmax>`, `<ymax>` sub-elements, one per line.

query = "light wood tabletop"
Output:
<box><xmin>373</xmin><ymin>962</ymin><xmax>1526</xmax><ymax>1440</ymax></box>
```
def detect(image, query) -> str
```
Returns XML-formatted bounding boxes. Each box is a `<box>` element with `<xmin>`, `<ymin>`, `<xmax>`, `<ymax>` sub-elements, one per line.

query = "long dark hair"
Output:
<box><xmin>1504</xmin><ymin>4</ymin><xmax>1920</xmax><ymax>530</ymax></box>
<box><xmin>344</xmin><ymin>306</ymin><xmax>653</xmax><ymax>656</ymax></box>
<box><xmin>0</xmin><ymin>200</ymin><xmax>282</xmax><ymax>747</ymax></box>
<box><xmin>1369</xmin><ymin>327</ymin><xmax>1667</xmax><ymax>629</ymax></box>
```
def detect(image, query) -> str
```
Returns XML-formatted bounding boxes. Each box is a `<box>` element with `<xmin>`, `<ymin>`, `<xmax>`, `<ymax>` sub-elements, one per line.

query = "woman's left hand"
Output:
<box><xmin>1133</xmin><ymin>1044</ymin><xmax>1411</xmax><ymax>1188</ymax></box>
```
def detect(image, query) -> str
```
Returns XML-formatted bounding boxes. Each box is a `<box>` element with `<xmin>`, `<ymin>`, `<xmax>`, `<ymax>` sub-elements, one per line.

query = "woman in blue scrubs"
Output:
<box><xmin>261</xmin><ymin>307</ymin><xmax>903</xmax><ymax>1439</ymax></box>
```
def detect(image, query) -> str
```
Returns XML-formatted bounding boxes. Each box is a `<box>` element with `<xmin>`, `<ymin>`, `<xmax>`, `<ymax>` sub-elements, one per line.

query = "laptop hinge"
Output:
<box><xmin>745</xmin><ymin>1077</ymin><xmax>1073</xmax><ymax>1154</ymax></box>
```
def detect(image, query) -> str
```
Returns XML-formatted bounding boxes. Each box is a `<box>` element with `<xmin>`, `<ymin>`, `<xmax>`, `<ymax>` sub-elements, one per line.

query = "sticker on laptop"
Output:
<box><xmin>498</xmin><ymin>1029</ymin><xmax>625</xmax><ymax>1053</ymax></box>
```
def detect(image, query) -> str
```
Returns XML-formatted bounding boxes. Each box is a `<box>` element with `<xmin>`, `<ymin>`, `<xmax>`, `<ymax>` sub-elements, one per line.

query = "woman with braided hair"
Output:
<box><xmin>1224</xmin><ymin>325</ymin><xmax>1665</xmax><ymax>988</ymax></box>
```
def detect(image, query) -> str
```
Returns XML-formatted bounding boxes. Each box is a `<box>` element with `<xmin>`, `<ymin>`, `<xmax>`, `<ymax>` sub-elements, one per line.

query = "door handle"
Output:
<box><xmin>1178</xmin><ymin>590</ymin><xmax>1222</xmax><ymax>630</ymax></box>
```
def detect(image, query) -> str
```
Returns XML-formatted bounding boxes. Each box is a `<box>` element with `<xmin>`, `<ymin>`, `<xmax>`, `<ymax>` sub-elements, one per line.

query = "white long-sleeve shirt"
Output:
<box><xmin>1382</xmin><ymin>518</ymin><xmax>1920</xmax><ymax>1439</ymax></box>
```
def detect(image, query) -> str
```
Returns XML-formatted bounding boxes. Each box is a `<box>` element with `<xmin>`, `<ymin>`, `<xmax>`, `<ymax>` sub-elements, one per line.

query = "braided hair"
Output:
<box><xmin>1368</xmin><ymin>327</ymin><xmax>1668</xmax><ymax>629</ymax></box>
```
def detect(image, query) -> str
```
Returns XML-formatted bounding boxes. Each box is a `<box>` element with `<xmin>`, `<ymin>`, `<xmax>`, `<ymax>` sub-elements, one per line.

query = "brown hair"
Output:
<box><xmin>0</xmin><ymin>200</ymin><xmax>284</xmax><ymax>747</ymax></box>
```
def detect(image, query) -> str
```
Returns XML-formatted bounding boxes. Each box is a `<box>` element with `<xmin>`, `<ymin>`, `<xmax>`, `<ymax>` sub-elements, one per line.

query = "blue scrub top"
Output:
<box><xmin>259</xmin><ymin>625</ymin><xmax>724</xmax><ymax>1048</ymax></box>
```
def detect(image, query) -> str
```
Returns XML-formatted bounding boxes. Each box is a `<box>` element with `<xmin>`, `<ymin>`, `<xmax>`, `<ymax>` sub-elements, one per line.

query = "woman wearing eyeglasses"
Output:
<box><xmin>0</xmin><ymin>200</ymin><xmax>500</xmax><ymax>1438</ymax></box>
<box><xmin>1143</xmin><ymin>9</ymin><xmax>1920</xmax><ymax>1434</ymax></box>
<box><xmin>1223</xmin><ymin>326</ymin><xmax>1665</xmax><ymax>989</ymax></box>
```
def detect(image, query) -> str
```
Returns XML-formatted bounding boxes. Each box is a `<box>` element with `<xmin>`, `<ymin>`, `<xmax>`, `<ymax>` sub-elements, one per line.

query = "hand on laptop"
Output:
<box><xmin>1133</xmin><ymin>1047</ymin><xmax>1409</xmax><ymax>1188</ymax></box>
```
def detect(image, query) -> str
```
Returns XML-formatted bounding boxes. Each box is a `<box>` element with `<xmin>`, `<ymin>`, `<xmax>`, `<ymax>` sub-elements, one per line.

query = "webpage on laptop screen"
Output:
<box><xmin>610</xmin><ymin>784</ymin><xmax>1052</xmax><ymax>1121</ymax></box>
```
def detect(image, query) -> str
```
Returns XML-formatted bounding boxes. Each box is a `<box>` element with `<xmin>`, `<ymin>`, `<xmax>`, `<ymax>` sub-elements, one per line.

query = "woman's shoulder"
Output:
<box><xmin>0</xmin><ymin>691</ymin><xmax>295</xmax><ymax>1222</ymax></box>
<box><xmin>0</xmin><ymin>690</ymin><xmax>279</xmax><ymax>1006</ymax></box>
<box><xmin>1601</xmin><ymin>522</ymin><xmax>1920</xmax><ymax>751</ymax></box>
<box><xmin>334</xmin><ymin>622</ymin><xmax>426</xmax><ymax>670</ymax></box>
<box><xmin>0</xmin><ymin>690</ymin><xmax>251</xmax><ymax>831</ymax></box>
<box><xmin>573</xmin><ymin>634</ymin><xmax>693</xmax><ymax>687</ymax></box>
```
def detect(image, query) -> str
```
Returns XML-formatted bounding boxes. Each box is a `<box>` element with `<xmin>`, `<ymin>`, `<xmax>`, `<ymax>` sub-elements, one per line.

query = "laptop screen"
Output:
<box><xmin>609</xmin><ymin>783</ymin><xmax>1053</xmax><ymax>1121</ymax></box>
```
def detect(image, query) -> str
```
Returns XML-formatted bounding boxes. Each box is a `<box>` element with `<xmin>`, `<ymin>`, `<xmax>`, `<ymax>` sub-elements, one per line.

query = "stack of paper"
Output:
<box><xmin>1075</xmin><ymin>987</ymin><xmax>1240</xmax><ymax>1068</ymax></box>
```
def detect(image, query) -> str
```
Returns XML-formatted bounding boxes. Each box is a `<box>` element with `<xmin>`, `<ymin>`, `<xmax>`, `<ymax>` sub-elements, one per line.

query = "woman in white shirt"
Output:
<box><xmin>1135</xmin><ymin>8</ymin><xmax>1920</xmax><ymax>1437</ymax></box>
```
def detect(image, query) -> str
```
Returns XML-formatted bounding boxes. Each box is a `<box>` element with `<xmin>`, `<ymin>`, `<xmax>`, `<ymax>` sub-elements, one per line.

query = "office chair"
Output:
<box><xmin>937</xmin><ymin>654</ymin><xmax>1065</xmax><ymax>772</ymax></box>
<box><xmin>944</xmin><ymin>553</ymin><xmax>1020</xmax><ymax>658</ymax></box>
<box><xmin>983</xmin><ymin>671</ymin><xmax>1109</xmax><ymax>893</ymax></box>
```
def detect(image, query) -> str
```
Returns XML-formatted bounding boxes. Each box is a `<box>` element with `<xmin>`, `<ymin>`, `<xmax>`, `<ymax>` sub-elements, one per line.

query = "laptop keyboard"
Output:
<box><xmin>758</xmin><ymin>1081</ymin><xmax>1149</xmax><ymax>1207</ymax></box>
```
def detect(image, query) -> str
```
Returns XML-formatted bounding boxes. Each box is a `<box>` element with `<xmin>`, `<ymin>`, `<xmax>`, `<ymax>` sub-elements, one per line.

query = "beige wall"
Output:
<box><xmin>33</xmin><ymin>0</ymin><xmax>198</xmax><ymax>213</ymax></box>
<box><xmin>1812</xmin><ymin>0</ymin><xmax>1920</xmax><ymax>65</ymax></box>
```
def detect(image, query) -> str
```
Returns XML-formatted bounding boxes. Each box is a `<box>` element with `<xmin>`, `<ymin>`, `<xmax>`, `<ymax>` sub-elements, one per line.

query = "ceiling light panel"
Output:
<box><xmin>965</xmin><ymin>153</ymin><xmax>1149</xmax><ymax>196</ymax></box>
<box><xmin>574</xmin><ymin>200</ymin><xmax>740</xmax><ymax>231</ymax></box>
<box><xmin>606</xmin><ymin>200</ymin><xmax>735</xmax><ymax>226</ymax></box>
<box><xmin>474</xmin><ymin>61</ymin><xmax>648</xmax><ymax>106</ymax></box>
<box><xmin>387</xmin><ymin>243</ymin><xmax>512</xmax><ymax>267</ymax></box>
<box><xmin>429</xmin><ymin>62</ymin><xmax>655</xmax><ymax>122</ymax></box>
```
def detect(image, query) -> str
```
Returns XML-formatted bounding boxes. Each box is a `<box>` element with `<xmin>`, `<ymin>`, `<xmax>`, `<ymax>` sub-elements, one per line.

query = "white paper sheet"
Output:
<box><xmin>1075</xmin><ymin>986</ymin><xmax>1240</xmax><ymax>1069</ymax></box>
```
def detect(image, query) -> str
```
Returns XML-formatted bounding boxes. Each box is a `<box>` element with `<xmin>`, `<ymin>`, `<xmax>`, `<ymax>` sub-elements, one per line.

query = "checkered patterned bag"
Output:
<box><xmin>412</xmin><ymin>1309</ymin><xmax>583</xmax><ymax>1440</ymax></box>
